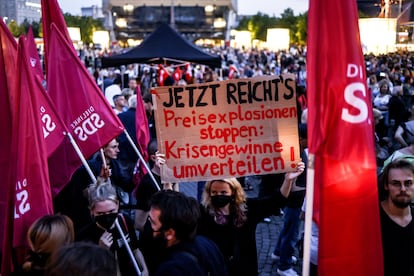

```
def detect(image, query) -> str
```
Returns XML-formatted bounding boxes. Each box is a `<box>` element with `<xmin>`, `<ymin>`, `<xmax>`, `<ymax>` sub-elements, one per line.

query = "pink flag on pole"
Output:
<box><xmin>307</xmin><ymin>0</ymin><xmax>383</xmax><ymax>275</ymax></box>
<box><xmin>132</xmin><ymin>91</ymin><xmax>151</xmax><ymax>182</ymax></box>
<box><xmin>46</xmin><ymin>24</ymin><xmax>124</xmax><ymax>196</ymax></box>
<box><xmin>26</xmin><ymin>27</ymin><xmax>44</xmax><ymax>80</ymax></box>
<box><xmin>26</xmin><ymin>28</ymin><xmax>66</xmax><ymax>156</ymax></box>
<box><xmin>2</xmin><ymin>35</ymin><xmax>54</xmax><ymax>275</ymax></box>
<box><xmin>136</xmin><ymin>91</ymin><xmax>150</xmax><ymax>163</ymax></box>
<box><xmin>0</xmin><ymin>18</ymin><xmax>18</xmax><ymax>276</ymax></box>
<box><xmin>41</xmin><ymin>0</ymin><xmax>74</xmax><ymax>71</ymax></box>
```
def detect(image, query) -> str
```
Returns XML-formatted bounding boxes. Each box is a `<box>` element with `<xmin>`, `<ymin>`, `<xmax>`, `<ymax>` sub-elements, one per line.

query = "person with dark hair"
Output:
<box><xmin>21</xmin><ymin>214</ymin><xmax>74</xmax><ymax>275</ymax></box>
<box><xmin>113</xmin><ymin>94</ymin><xmax>128</xmax><ymax>114</ymax></box>
<box><xmin>142</xmin><ymin>93</ymin><xmax>156</xmax><ymax>140</ymax></box>
<box><xmin>380</xmin><ymin>158</ymin><xmax>414</xmax><ymax>276</ymax></box>
<box><xmin>134</xmin><ymin>139</ymin><xmax>177</xmax><ymax>231</ymax></box>
<box><xmin>46</xmin><ymin>242</ymin><xmax>117</xmax><ymax>276</ymax></box>
<box><xmin>148</xmin><ymin>190</ymin><xmax>228</xmax><ymax>276</ymax></box>
<box><xmin>54</xmin><ymin>138</ymin><xmax>134</xmax><ymax>232</ymax></box>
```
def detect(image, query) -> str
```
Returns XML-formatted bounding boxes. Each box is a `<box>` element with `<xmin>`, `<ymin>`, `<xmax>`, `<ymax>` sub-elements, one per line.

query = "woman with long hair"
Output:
<box><xmin>22</xmin><ymin>214</ymin><xmax>74</xmax><ymax>275</ymax></box>
<box><xmin>198</xmin><ymin>163</ymin><xmax>304</xmax><ymax>276</ymax></box>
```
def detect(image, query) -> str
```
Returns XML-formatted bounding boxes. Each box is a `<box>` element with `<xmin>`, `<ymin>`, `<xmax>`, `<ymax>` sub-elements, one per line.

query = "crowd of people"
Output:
<box><xmin>15</xmin><ymin>46</ymin><xmax>414</xmax><ymax>276</ymax></box>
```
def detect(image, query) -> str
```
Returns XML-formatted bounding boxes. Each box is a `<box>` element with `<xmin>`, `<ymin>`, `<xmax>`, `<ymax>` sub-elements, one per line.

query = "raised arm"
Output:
<box><xmin>280</xmin><ymin>161</ymin><xmax>305</xmax><ymax>198</ymax></box>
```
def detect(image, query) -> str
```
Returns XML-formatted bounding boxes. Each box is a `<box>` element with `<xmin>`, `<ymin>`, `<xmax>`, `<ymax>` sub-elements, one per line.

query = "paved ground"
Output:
<box><xmin>179</xmin><ymin>176</ymin><xmax>303</xmax><ymax>276</ymax></box>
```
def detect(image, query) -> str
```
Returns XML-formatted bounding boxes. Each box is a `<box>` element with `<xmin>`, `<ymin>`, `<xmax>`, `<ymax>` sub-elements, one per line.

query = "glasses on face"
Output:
<box><xmin>389</xmin><ymin>180</ymin><xmax>413</xmax><ymax>189</ymax></box>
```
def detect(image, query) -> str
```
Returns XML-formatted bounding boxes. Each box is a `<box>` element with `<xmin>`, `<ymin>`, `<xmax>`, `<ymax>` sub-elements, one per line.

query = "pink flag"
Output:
<box><xmin>136</xmin><ymin>91</ymin><xmax>150</xmax><ymax>163</ymax></box>
<box><xmin>173</xmin><ymin>66</ymin><xmax>182</xmax><ymax>82</ymax></box>
<box><xmin>41</xmin><ymin>0</ymin><xmax>74</xmax><ymax>71</ymax></box>
<box><xmin>46</xmin><ymin>24</ymin><xmax>124</xmax><ymax>196</ymax></box>
<box><xmin>133</xmin><ymin>91</ymin><xmax>151</xmax><ymax>182</ymax></box>
<box><xmin>0</xmin><ymin>18</ymin><xmax>17</xmax><ymax>275</ymax></box>
<box><xmin>26</xmin><ymin>27</ymin><xmax>44</xmax><ymax>80</ymax></box>
<box><xmin>25</xmin><ymin>28</ymin><xmax>66</xmax><ymax>156</ymax></box>
<box><xmin>2</xmin><ymin>35</ymin><xmax>54</xmax><ymax>275</ymax></box>
<box><xmin>307</xmin><ymin>0</ymin><xmax>383</xmax><ymax>275</ymax></box>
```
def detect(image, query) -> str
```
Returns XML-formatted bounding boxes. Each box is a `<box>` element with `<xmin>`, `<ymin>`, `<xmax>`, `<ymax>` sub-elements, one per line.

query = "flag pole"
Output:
<box><xmin>123</xmin><ymin>129</ymin><xmax>160</xmax><ymax>191</ymax></box>
<box><xmin>66</xmin><ymin>132</ymin><xmax>97</xmax><ymax>183</ymax></box>
<box><xmin>114</xmin><ymin>218</ymin><xmax>142</xmax><ymax>276</ymax></box>
<box><xmin>302</xmin><ymin>154</ymin><xmax>315</xmax><ymax>276</ymax></box>
<box><xmin>100</xmin><ymin>148</ymin><xmax>107</xmax><ymax>168</ymax></box>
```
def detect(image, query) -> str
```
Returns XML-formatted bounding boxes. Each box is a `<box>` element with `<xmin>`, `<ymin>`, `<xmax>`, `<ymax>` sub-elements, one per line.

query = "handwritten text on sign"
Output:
<box><xmin>153</xmin><ymin>75</ymin><xmax>300</xmax><ymax>182</ymax></box>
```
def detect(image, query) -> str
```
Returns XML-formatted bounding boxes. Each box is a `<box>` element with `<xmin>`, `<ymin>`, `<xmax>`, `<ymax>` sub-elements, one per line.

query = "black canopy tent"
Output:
<box><xmin>101</xmin><ymin>24</ymin><xmax>222</xmax><ymax>68</ymax></box>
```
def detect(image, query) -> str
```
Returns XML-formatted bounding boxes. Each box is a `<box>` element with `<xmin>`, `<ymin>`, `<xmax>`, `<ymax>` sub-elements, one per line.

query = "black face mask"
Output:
<box><xmin>211</xmin><ymin>195</ymin><xmax>233</xmax><ymax>208</ymax></box>
<box><xmin>152</xmin><ymin>230</ymin><xmax>168</xmax><ymax>250</ymax></box>
<box><xmin>94</xmin><ymin>213</ymin><xmax>118</xmax><ymax>231</ymax></box>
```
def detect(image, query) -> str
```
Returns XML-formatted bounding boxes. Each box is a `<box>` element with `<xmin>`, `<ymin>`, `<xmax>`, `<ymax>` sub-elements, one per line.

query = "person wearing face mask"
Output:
<box><xmin>197</xmin><ymin>162</ymin><xmax>305</xmax><ymax>276</ymax></box>
<box><xmin>148</xmin><ymin>190</ymin><xmax>228</xmax><ymax>276</ymax></box>
<box><xmin>76</xmin><ymin>180</ymin><xmax>148</xmax><ymax>276</ymax></box>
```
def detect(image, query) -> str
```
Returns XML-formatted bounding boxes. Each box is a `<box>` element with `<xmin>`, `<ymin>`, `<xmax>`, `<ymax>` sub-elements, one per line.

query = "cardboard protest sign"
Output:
<box><xmin>153</xmin><ymin>75</ymin><xmax>300</xmax><ymax>183</ymax></box>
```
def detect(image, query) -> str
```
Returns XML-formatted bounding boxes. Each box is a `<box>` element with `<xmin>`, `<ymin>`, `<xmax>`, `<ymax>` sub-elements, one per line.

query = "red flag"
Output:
<box><xmin>26</xmin><ymin>27</ymin><xmax>44</xmax><ymax>81</ymax></box>
<box><xmin>307</xmin><ymin>1</ymin><xmax>383</xmax><ymax>275</ymax></box>
<box><xmin>157</xmin><ymin>64</ymin><xmax>170</xmax><ymax>86</ymax></box>
<box><xmin>131</xmin><ymin>91</ymin><xmax>151</xmax><ymax>187</ymax></box>
<box><xmin>2</xmin><ymin>36</ymin><xmax>54</xmax><ymax>275</ymax></box>
<box><xmin>0</xmin><ymin>18</ymin><xmax>18</xmax><ymax>275</ymax></box>
<box><xmin>173</xmin><ymin>66</ymin><xmax>182</xmax><ymax>82</ymax></box>
<box><xmin>41</xmin><ymin>0</ymin><xmax>75</xmax><ymax>72</ymax></box>
<box><xmin>228</xmin><ymin>64</ymin><xmax>238</xmax><ymax>79</ymax></box>
<box><xmin>135</xmin><ymin>91</ymin><xmax>150</xmax><ymax>171</ymax></box>
<box><xmin>184</xmin><ymin>63</ymin><xmax>192</xmax><ymax>83</ymax></box>
<box><xmin>25</xmin><ymin>27</ymin><xmax>66</xmax><ymax>156</ymax></box>
<box><xmin>46</xmin><ymin>24</ymin><xmax>124</xmax><ymax>196</ymax></box>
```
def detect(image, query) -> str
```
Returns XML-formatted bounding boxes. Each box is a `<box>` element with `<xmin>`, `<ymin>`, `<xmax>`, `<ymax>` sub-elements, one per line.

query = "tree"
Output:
<box><xmin>7</xmin><ymin>20</ymin><xmax>24</xmax><ymax>37</ymax></box>
<box><xmin>294</xmin><ymin>12</ymin><xmax>307</xmax><ymax>45</ymax></box>
<box><xmin>236</xmin><ymin>9</ymin><xmax>307</xmax><ymax>46</ymax></box>
<box><xmin>237</xmin><ymin>13</ymin><xmax>278</xmax><ymax>41</ymax></box>
<box><xmin>63</xmin><ymin>14</ymin><xmax>104</xmax><ymax>44</ymax></box>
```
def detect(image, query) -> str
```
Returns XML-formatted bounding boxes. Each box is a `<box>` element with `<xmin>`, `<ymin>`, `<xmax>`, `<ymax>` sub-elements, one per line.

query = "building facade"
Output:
<box><xmin>0</xmin><ymin>0</ymin><xmax>41</xmax><ymax>25</ymax></box>
<box><xmin>102</xmin><ymin>0</ymin><xmax>237</xmax><ymax>42</ymax></box>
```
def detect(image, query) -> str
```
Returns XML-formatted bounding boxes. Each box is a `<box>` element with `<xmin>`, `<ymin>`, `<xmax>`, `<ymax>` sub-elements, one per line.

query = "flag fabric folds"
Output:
<box><xmin>2</xmin><ymin>35</ymin><xmax>54</xmax><ymax>275</ymax></box>
<box><xmin>0</xmin><ymin>18</ymin><xmax>18</xmax><ymax>275</ymax></box>
<box><xmin>26</xmin><ymin>27</ymin><xmax>44</xmax><ymax>81</ymax></box>
<box><xmin>135</xmin><ymin>91</ymin><xmax>151</xmax><ymax>177</ymax></box>
<box><xmin>41</xmin><ymin>0</ymin><xmax>74</xmax><ymax>71</ymax></box>
<box><xmin>26</xmin><ymin>29</ymin><xmax>66</xmax><ymax>156</ymax></box>
<box><xmin>307</xmin><ymin>0</ymin><xmax>383</xmax><ymax>275</ymax></box>
<box><xmin>173</xmin><ymin>66</ymin><xmax>182</xmax><ymax>82</ymax></box>
<box><xmin>46</xmin><ymin>24</ymin><xmax>124</xmax><ymax>196</ymax></box>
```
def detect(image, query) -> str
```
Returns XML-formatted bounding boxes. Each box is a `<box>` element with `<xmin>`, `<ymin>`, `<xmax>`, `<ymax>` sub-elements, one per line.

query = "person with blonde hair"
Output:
<box><xmin>22</xmin><ymin>214</ymin><xmax>74</xmax><ymax>275</ymax></box>
<box><xmin>198</xmin><ymin>162</ymin><xmax>305</xmax><ymax>276</ymax></box>
<box><xmin>77</xmin><ymin>180</ymin><xmax>148</xmax><ymax>276</ymax></box>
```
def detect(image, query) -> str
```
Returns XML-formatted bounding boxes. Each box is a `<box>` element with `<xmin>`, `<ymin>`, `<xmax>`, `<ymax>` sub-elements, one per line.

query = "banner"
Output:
<box><xmin>46</xmin><ymin>25</ymin><xmax>124</xmax><ymax>196</ymax></box>
<box><xmin>307</xmin><ymin>0</ymin><xmax>383</xmax><ymax>275</ymax></box>
<box><xmin>153</xmin><ymin>75</ymin><xmax>300</xmax><ymax>182</ymax></box>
